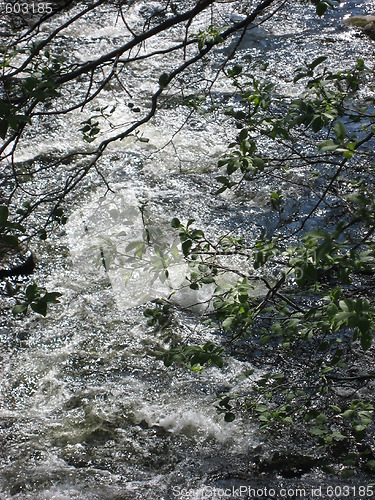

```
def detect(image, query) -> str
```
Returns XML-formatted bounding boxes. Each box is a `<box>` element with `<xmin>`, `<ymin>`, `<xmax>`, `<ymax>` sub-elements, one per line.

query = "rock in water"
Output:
<box><xmin>343</xmin><ymin>15</ymin><xmax>375</xmax><ymax>40</ymax></box>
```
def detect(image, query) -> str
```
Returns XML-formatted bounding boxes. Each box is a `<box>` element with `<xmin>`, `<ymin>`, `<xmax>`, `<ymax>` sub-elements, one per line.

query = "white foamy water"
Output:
<box><xmin>1</xmin><ymin>0</ymin><xmax>373</xmax><ymax>497</ymax></box>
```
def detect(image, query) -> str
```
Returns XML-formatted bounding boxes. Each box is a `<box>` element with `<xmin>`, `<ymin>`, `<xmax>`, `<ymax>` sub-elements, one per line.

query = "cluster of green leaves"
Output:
<box><xmin>213</xmin><ymin>278</ymin><xmax>255</xmax><ymax>332</ymax></box>
<box><xmin>0</xmin><ymin>98</ymin><xmax>31</xmax><ymax>140</ymax></box>
<box><xmin>1</xmin><ymin>206</ymin><xmax>62</xmax><ymax>317</ymax></box>
<box><xmin>216</xmin><ymin>57</ymin><xmax>373</xmax><ymax>196</ymax></box>
<box><xmin>215</xmin><ymin>128</ymin><xmax>265</xmax><ymax>193</ymax></box>
<box><xmin>153</xmin><ymin>53</ymin><xmax>375</xmax><ymax>474</ymax></box>
<box><xmin>0</xmin><ymin>48</ymin><xmax>64</xmax><ymax>139</ymax></box>
<box><xmin>22</xmin><ymin>47</ymin><xmax>63</xmax><ymax>98</ymax></box>
<box><xmin>0</xmin><ymin>205</ymin><xmax>24</xmax><ymax>251</ymax></box>
<box><xmin>123</xmin><ymin>235</ymin><xmax>179</xmax><ymax>287</ymax></box>
<box><xmin>309</xmin><ymin>0</ymin><xmax>340</xmax><ymax>17</ymax></box>
<box><xmin>171</xmin><ymin>217</ymin><xmax>206</xmax><ymax>261</ymax></box>
<box><xmin>79</xmin><ymin>105</ymin><xmax>117</xmax><ymax>143</ymax></box>
<box><xmin>80</xmin><ymin>117</ymin><xmax>100</xmax><ymax>143</ymax></box>
<box><xmin>244</xmin><ymin>371</ymin><xmax>375</xmax><ymax>476</ymax></box>
<box><xmin>306</xmin><ymin>400</ymin><xmax>373</xmax><ymax>443</ymax></box>
<box><xmin>12</xmin><ymin>282</ymin><xmax>62</xmax><ymax>317</ymax></box>
<box><xmin>215</xmin><ymin>393</ymin><xmax>236</xmax><ymax>422</ymax></box>
<box><xmin>197</xmin><ymin>25</ymin><xmax>225</xmax><ymax>51</ymax></box>
<box><xmin>0</xmin><ymin>48</ymin><xmax>65</xmax><ymax>139</ymax></box>
<box><xmin>144</xmin><ymin>300</ymin><xmax>173</xmax><ymax>329</ymax></box>
<box><xmin>163</xmin><ymin>341</ymin><xmax>223</xmax><ymax>372</ymax></box>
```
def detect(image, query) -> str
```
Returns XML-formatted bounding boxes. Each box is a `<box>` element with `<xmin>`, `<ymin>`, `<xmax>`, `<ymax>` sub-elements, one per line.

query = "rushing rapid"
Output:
<box><xmin>0</xmin><ymin>1</ymin><xmax>373</xmax><ymax>498</ymax></box>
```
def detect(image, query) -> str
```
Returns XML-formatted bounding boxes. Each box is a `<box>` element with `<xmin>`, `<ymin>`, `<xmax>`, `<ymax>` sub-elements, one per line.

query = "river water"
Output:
<box><xmin>0</xmin><ymin>1</ymin><xmax>374</xmax><ymax>498</ymax></box>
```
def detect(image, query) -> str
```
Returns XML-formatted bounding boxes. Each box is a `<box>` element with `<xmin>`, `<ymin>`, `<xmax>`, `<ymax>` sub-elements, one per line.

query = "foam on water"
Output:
<box><xmin>1</xmin><ymin>0</ymin><xmax>374</xmax><ymax>497</ymax></box>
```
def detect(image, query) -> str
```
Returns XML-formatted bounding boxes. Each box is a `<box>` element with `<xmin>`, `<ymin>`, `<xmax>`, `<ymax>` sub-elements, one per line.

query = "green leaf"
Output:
<box><xmin>171</xmin><ymin>218</ymin><xmax>180</xmax><ymax>228</ymax></box>
<box><xmin>182</xmin><ymin>239</ymin><xmax>192</xmax><ymax>256</ymax></box>
<box><xmin>0</xmin><ymin>205</ymin><xmax>9</xmax><ymax>225</ymax></box>
<box><xmin>229</xmin><ymin>65</ymin><xmax>242</xmax><ymax>77</ymax></box>
<box><xmin>342</xmin><ymin>409</ymin><xmax>354</xmax><ymax>418</ymax></box>
<box><xmin>218</xmin><ymin>159</ymin><xmax>228</xmax><ymax>167</ymax></box>
<box><xmin>333</xmin><ymin>121</ymin><xmax>346</xmax><ymax>141</ymax></box>
<box><xmin>26</xmin><ymin>283</ymin><xmax>38</xmax><ymax>302</ymax></box>
<box><xmin>211</xmin><ymin>355</ymin><xmax>223</xmax><ymax>368</ymax></box>
<box><xmin>159</xmin><ymin>72</ymin><xmax>169</xmax><ymax>88</ymax></box>
<box><xmin>260</xmin><ymin>335</ymin><xmax>270</xmax><ymax>345</ymax></box>
<box><xmin>30</xmin><ymin>301</ymin><xmax>47</xmax><ymax>316</ymax></box>
<box><xmin>330</xmin><ymin>405</ymin><xmax>342</xmax><ymax>413</ymax></box>
<box><xmin>190</xmin><ymin>229</ymin><xmax>204</xmax><ymax>240</ymax></box>
<box><xmin>318</xmin><ymin>140</ymin><xmax>338</xmax><ymax>152</ymax></box>
<box><xmin>294</xmin><ymin>72</ymin><xmax>308</xmax><ymax>83</ymax></box>
<box><xmin>239</xmin><ymin>294</ymin><xmax>248</xmax><ymax>304</ymax></box>
<box><xmin>360</xmin><ymin>331</ymin><xmax>372</xmax><ymax>351</ymax></box>
<box><xmin>310</xmin><ymin>427</ymin><xmax>326</xmax><ymax>436</ymax></box>
<box><xmin>216</xmin><ymin>176</ymin><xmax>229</xmax><ymax>185</ymax></box>
<box><xmin>354</xmin><ymin>424</ymin><xmax>367</xmax><ymax>432</ymax></box>
<box><xmin>366</xmin><ymin>460</ymin><xmax>375</xmax><ymax>471</ymax></box>
<box><xmin>227</xmin><ymin>160</ymin><xmax>239</xmax><ymax>175</ymax></box>
<box><xmin>42</xmin><ymin>292</ymin><xmax>62</xmax><ymax>303</ymax></box>
<box><xmin>224</xmin><ymin>412</ymin><xmax>235</xmax><ymax>422</ymax></box>
<box><xmin>315</xmin><ymin>413</ymin><xmax>327</xmax><ymax>424</ymax></box>
<box><xmin>340</xmin><ymin>469</ymin><xmax>354</xmax><ymax>479</ymax></box>
<box><xmin>253</xmin><ymin>156</ymin><xmax>265</xmax><ymax>170</ymax></box>
<box><xmin>214</xmin><ymin>186</ymin><xmax>228</xmax><ymax>195</ymax></box>
<box><xmin>255</xmin><ymin>404</ymin><xmax>269</xmax><ymax>413</ymax></box>
<box><xmin>0</xmin><ymin>119</ymin><xmax>8</xmax><ymax>139</ymax></box>
<box><xmin>126</xmin><ymin>240</ymin><xmax>143</xmax><ymax>252</ymax></box>
<box><xmin>12</xmin><ymin>303</ymin><xmax>28</xmax><ymax>316</ymax></box>
<box><xmin>330</xmin><ymin>431</ymin><xmax>347</xmax><ymax>440</ymax></box>
<box><xmin>239</xmin><ymin>128</ymin><xmax>248</xmax><ymax>141</ymax></box>
<box><xmin>0</xmin><ymin>235</ymin><xmax>19</xmax><ymax>247</ymax></box>
<box><xmin>309</xmin><ymin>55</ymin><xmax>328</xmax><ymax>70</ymax></box>
<box><xmin>259</xmin><ymin>412</ymin><xmax>272</xmax><ymax>422</ymax></box>
<box><xmin>222</xmin><ymin>316</ymin><xmax>234</xmax><ymax>330</ymax></box>
<box><xmin>316</xmin><ymin>1</ymin><xmax>328</xmax><ymax>16</ymax></box>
